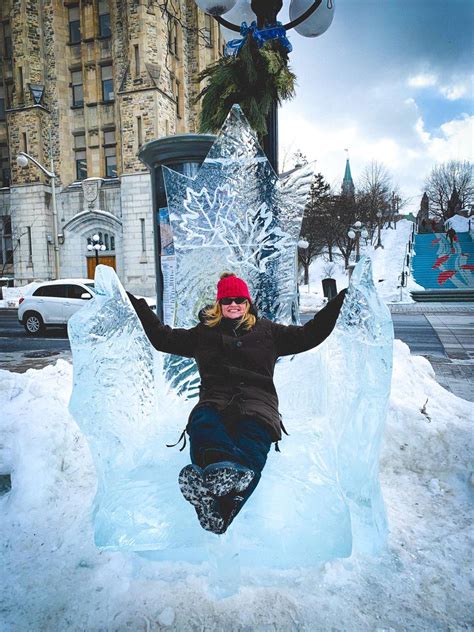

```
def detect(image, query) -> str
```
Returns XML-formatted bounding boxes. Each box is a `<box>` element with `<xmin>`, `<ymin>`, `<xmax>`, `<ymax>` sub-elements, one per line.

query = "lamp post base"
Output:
<box><xmin>262</xmin><ymin>101</ymin><xmax>278</xmax><ymax>174</ymax></box>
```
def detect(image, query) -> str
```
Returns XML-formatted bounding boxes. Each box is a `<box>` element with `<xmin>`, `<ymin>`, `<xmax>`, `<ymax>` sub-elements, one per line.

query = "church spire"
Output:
<box><xmin>342</xmin><ymin>149</ymin><xmax>355</xmax><ymax>198</ymax></box>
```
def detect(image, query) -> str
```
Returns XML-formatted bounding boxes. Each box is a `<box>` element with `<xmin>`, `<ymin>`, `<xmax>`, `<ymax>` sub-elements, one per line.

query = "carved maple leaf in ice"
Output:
<box><xmin>170</xmin><ymin>184</ymin><xmax>236</xmax><ymax>249</ymax></box>
<box><xmin>219</xmin><ymin>200</ymin><xmax>293</xmax><ymax>274</ymax></box>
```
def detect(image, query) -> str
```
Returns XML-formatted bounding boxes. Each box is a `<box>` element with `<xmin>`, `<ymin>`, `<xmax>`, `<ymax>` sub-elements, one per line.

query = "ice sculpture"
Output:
<box><xmin>68</xmin><ymin>104</ymin><xmax>392</xmax><ymax>574</ymax></box>
<box><xmin>68</xmin><ymin>258</ymin><xmax>392</xmax><ymax>568</ymax></box>
<box><xmin>164</xmin><ymin>105</ymin><xmax>313</xmax><ymax>327</ymax></box>
<box><xmin>271</xmin><ymin>257</ymin><xmax>392</xmax><ymax>561</ymax></box>
<box><xmin>162</xmin><ymin>104</ymin><xmax>313</xmax><ymax>397</ymax></box>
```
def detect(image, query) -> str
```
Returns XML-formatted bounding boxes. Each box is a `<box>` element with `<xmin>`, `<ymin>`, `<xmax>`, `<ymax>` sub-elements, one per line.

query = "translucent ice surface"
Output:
<box><xmin>164</xmin><ymin>105</ymin><xmax>313</xmax><ymax>327</ymax></box>
<box><xmin>162</xmin><ymin>105</ymin><xmax>313</xmax><ymax>398</ymax></box>
<box><xmin>68</xmin><ymin>258</ymin><xmax>392</xmax><ymax>568</ymax></box>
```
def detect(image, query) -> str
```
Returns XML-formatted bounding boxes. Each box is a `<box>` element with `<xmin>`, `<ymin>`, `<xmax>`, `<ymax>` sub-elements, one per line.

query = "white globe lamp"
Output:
<box><xmin>16</xmin><ymin>154</ymin><xmax>29</xmax><ymax>168</ymax></box>
<box><xmin>289</xmin><ymin>0</ymin><xmax>335</xmax><ymax>38</ymax></box>
<box><xmin>219</xmin><ymin>0</ymin><xmax>257</xmax><ymax>41</ymax></box>
<box><xmin>195</xmin><ymin>0</ymin><xmax>237</xmax><ymax>15</ymax></box>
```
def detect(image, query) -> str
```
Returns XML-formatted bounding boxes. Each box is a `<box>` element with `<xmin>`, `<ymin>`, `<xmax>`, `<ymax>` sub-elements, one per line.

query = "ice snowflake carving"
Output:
<box><xmin>220</xmin><ymin>200</ymin><xmax>294</xmax><ymax>274</ymax></box>
<box><xmin>173</xmin><ymin>184</ymin><xmax>237</xmax><ymax>248</ymax></box>
<box><xmin>162</xmin><ymin>105</ymin><xmax>313</xmax><ymax>395</ymax></box>
<box><xmin>163</xmin><ymin>105</ymin><xmax>313</xmax><ymax>329</ymax></box>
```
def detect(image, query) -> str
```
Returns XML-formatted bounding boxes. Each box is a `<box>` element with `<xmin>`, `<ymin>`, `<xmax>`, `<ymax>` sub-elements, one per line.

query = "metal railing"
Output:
<box><xmin>398</xmin><ymin>222</ymin><xmax>416</xmax><ymax>300</ymax></box>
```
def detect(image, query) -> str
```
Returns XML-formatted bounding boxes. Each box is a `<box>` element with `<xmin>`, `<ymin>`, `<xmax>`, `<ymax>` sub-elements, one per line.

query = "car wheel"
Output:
<box><xmin>24</xmin><ymin>312</ymin><xmax>45</xmax><ymax>336</ymax></box>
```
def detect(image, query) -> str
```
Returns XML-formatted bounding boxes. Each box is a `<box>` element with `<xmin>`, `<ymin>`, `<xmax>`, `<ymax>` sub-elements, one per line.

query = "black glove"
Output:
<box><xmin>126</xmin><ymin>291</ymin><xmax>148</xmax><ymax>313</ymax></box>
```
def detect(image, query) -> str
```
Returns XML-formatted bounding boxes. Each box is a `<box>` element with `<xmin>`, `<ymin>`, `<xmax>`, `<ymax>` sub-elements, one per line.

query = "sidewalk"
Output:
<box><xmin>425</xmin><ymin>356</ymin><xmax>474</xmax><ymax>403</ymax></box>
<box><xmin>388</xmin><ymin>302</ymin><xmax>474</xmax><ymax>402</ymax></box>
<box><xmin>388</xmin><ymin>302</ymin><xmax>473</xmax><ymax>313</ymax></box>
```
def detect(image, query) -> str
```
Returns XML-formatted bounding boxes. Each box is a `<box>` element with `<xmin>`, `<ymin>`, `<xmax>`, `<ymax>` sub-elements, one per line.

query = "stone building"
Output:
<box><xmin>0</xmin><ymin>0</ymin><xmax>223</xmax><ymax>294</ymax></box>
<box><xmin>447</xmin><ymin>186</ymin><xmax>462</xmax><ymax>219</ymax></box>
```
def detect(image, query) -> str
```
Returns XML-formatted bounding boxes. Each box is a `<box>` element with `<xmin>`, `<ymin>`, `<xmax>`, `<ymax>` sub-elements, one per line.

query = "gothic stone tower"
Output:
<box><xmin>0</xmin><ymin>0</ymin><xmax>222</xmax><ymax>291</ymax></box>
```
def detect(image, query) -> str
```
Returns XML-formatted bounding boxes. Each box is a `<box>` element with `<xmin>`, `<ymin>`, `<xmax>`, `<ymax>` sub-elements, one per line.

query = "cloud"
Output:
<box><xmin>279</xmin><ymin>108</ymin><xmax>473</xmax><ymax>213</ymax></box>
<box><xmin>278</xmin><ymin>1</ymin><xmax>474</xmax><ymax>211</ymax></box>
<box><xmin>415</xmin><ymin>117</ymin><xmax>430</xmax><ymax>144</ymax></box>
<box><xmin>439</xmin><ymin>77</ymin><xmax>473</xmax><ymax>101</ymax></box>
<box><xmin>407</xmin><ymin>73</ymin><xmax>438</xmax><ymax>88</ymax></box>
<box><xmin>407</xmin><ymin>70</ymin><xmax>473</xmax><ymax>102</ymax></box>
<box><xmin>426</xmin><ymin>115</ymin><xmax>474</xmax><ymax>161</ymax></box>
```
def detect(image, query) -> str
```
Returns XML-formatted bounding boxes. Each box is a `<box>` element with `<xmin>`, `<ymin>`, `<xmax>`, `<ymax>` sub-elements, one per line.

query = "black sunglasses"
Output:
<box><xmin>220</xmin><ymin>297</ymin><xmax>248</xmax><ymax>305</ymax></box>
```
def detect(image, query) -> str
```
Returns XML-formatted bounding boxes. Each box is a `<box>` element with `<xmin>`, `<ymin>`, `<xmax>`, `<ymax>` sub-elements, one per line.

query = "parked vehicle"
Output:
<box><xmin>18</xmin><ymin>279</ymin><xmax>96</xmax><ymax>335</ymax></box>
<box><xmin>18</xmin><ymin>279</ymin><xmax>157</xmax><ymax>335</ymax></box>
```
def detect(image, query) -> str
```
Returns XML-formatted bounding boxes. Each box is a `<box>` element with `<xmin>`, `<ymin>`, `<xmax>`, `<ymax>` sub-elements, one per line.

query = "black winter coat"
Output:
<box><xmin>128</xmin><ymin>291</ymin><xmax>347</xmax><ymax>441</ymax></box>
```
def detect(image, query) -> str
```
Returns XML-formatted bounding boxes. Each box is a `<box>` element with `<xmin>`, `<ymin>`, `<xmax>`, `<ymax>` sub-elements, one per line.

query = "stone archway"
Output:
<box><xmin>61</xmin><ymin>210</ymin><xmax>123</xmax><ymax>280</ymax></box>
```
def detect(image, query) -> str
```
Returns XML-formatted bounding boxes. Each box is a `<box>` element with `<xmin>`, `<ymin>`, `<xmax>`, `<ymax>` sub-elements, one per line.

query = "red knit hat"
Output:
<box><xmin>216</xmin><ymin>273</ymin><xmax>252</xmax><ymax>302</ymax></box>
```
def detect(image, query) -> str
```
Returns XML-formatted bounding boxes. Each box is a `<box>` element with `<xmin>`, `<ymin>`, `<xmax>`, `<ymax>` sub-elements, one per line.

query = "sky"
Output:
<box><xmin>273</xmin><ymin>0</ymin><xmax>474</xmax><ymax>212</ymax></box>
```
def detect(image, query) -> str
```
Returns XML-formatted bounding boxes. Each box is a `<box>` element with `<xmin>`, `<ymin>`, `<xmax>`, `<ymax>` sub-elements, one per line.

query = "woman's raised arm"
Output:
<box><xmin>271</xmin><ymin>289</ymin><xmax>348</xmax><ymax>357</ymax></box>
<box><xmin>127</xmin><ymin>292</ymin><xmax>198</xmax><ymax>358</ymax></box>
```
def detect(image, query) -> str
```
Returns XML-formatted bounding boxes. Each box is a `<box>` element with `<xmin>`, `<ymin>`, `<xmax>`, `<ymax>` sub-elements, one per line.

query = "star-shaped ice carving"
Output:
<box><xmin>163</xmin><ymin>105</ymin><xmax>314</xmax><ymax>328</ymax></box>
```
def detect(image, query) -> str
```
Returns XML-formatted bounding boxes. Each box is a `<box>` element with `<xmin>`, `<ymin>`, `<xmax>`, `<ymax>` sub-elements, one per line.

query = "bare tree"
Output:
<box><xmin>331</xmin><ymin>195</ymin><xmax>358</xmax><ymax>269</ymax></box>
<box><xmin>357</xmin><ymin>161</ymin><xmax>393</xmax><ymax>241</ymax></box>
<box><xmin>424</xmin><ymin>160</ymin><xmax>473</xmax><ymax>220</ymax></box>
<box><xmin>298</xmin><ymin>172</ymin><xmax>330</xmax><ymax>284</ymax></box>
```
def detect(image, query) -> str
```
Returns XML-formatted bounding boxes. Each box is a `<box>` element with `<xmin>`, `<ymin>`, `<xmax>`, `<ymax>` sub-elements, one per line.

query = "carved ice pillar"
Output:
<box><xmin>138</xmin><ymin>134</ymin><xmax>216</xmax><ymax>321</ymax></box>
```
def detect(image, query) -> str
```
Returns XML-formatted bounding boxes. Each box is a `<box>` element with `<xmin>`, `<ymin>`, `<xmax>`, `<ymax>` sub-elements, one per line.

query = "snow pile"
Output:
<box><xmin>0</xmin><ymin>344</ymin><xmax>472</xmax><ymax>630</ymax></box>
<box><xmin>445</xmin><ymin>214</ymin><xmax>471</xmax><ymax>233</ymax></box>
<box><xmin>300</xmin><ymin>220</ymin><xmax>424</xmax><ymax>309</ymax></box>
<box><xmin>0</xmin><ymin>280</ymin><xmax>42</xmax><ymax>308</ymax></box>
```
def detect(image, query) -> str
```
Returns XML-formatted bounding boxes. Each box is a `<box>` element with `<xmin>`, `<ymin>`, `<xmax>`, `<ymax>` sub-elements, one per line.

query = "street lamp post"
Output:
<box><xmin>375</xmin><ymin>210</ymin><xmax>384</xmax><ymax>249</ymax></box>
<box><xmin>87</xmin><ymin>233</ymin><xmax>106</xmax><ymax>268</ymax></box>
<box><xmin>16</xmin><ymin>149</ymin><xmax>60</xmax><ymax>279</ymax></box>
<box><xmin>193</xmin><ymin>0</ymin><xmax>335</xmax><ymax>172</ymax></box>
<box><xmin>297</xmin><ymin>237</ymin><xmax>309</xmax><ymax>291</ymax></box>
<box><xmin>347</xmin><ymin>220</ymin><xmax>368</xmax><ymax>263</ymax></box>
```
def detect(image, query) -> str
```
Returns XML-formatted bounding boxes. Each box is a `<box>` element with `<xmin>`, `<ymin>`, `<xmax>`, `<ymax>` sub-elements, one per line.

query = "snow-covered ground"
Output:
<box><xmin>0</xmin><ymin>339</ymin><xmax>472</xmax><ymax>630</ymax></box>
<box><xmin>0</xmin><ymin>217</ymin><xmax>472</xmax><ymax>629</ymax></box>
<box><xmin>299</xmin><ymin>219</ymin><xmax>424</xmax><ymax>311</ymax></box>
<box><xmin>445</xmin><ymin>214</ymin><xmax>472</xmax><ymax>233</ymax></box>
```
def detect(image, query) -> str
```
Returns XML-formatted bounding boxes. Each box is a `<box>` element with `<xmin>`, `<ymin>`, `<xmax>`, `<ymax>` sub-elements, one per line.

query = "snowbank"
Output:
<box><xmin>300</xmin><ymin>220</ymin><xmax>424</xmax><ymax>310</ymax></box>
<box><xmin>0</xmin><ymin>342</ymin><xmax>472</xmax><ymax>630</ymax></box>
<box><xmin>445</xmin><ymin>214</ymin><xmax>472</xmax><ymax>233</ymax></box>
<box><xmin>0</xmin><ymin>281</ymin><xmax>42</xmax><ymax>308</ymax></box>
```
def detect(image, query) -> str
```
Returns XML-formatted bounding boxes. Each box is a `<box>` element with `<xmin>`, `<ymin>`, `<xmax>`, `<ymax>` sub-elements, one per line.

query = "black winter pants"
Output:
<box><xmin>187</xmin><ymin>405</ymin><xmax>272</xmax><ymax>508</ymax></box>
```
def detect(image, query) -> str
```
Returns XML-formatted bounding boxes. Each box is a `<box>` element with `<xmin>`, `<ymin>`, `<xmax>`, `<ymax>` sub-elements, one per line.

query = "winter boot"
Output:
<box><xmin>178</xmin><ymin>464</ymin><xmax>225</xmax><ymax>534</ymax></box>
<box><xmin>219</xmin><ymin>493</ymin><xmax>247</xmax><ymax>530</ymax></box>
<box><xmin>203</xmin><ymin>461</ymin><xmax>254</xmax><ymax>497</ymax></box>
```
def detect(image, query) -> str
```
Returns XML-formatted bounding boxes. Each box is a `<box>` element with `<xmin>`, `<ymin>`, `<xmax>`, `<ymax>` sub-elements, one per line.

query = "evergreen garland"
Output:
<box><xmin>197</xmin><ymin>35</ymin><xmax>296</xmax><ymax>139</ymax></box>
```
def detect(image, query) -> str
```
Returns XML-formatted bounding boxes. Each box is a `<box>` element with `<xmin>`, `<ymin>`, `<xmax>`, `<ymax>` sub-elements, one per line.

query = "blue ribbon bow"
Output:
<box><xmin>224</xmin><ymin>21</ymin><xmax>292</xmax><ymax>57</ymax></box>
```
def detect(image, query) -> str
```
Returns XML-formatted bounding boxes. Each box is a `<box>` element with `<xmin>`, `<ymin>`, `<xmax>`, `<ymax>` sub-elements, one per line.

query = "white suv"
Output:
<box><xmin>18</xmin><ymin>279</ymin><xmax>96</xmax><ymax>335</ymax></box>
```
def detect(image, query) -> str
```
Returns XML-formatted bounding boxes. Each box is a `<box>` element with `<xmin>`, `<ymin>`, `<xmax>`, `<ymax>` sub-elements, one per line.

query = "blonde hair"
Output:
<box><xmin>203</xmin><ymin>272</ymin><xmax>256</xmax><ymax>331</ymax></box>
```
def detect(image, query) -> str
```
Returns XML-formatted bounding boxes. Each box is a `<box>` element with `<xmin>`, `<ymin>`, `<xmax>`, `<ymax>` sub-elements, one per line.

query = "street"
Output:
<box><xmin>1</xmin><ymin>306</ymin><xmax>473</xmax><ymax>401</ymax></box>
<box><xmin>0</xmin><ymin>309</ymin><xmax>70</xmax><ymax>372</ymax></box>
<box><xmin>0</xmin><ymin>309</ymin><xmax>69</xmax><ymax>351</ymax></box>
